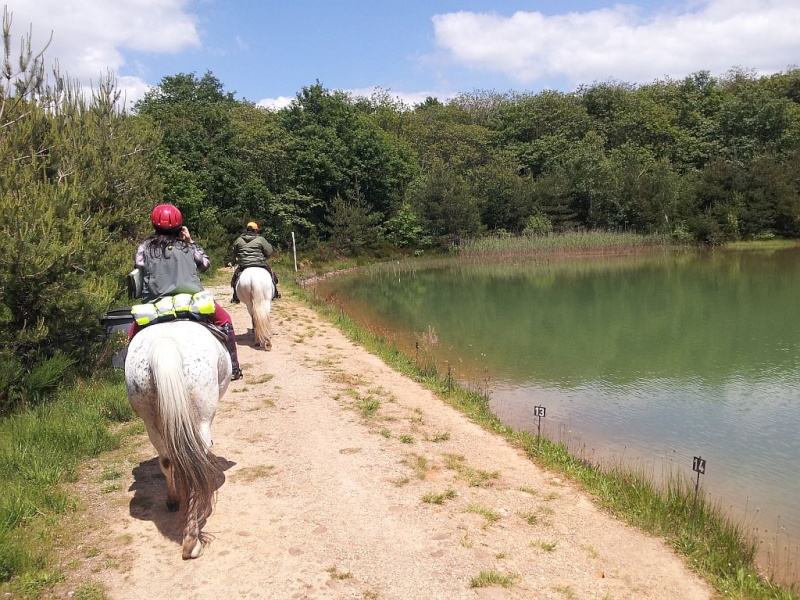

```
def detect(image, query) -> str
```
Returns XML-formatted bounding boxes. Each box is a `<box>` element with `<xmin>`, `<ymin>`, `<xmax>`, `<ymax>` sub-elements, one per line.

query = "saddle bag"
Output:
<box><xmin>131</xmin><ymin>291</ymin><xmax>216</xmax><ymax>327</ymax></box>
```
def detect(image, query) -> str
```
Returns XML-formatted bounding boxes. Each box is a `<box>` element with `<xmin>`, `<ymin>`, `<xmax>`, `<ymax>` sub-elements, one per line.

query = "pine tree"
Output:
<box><xmin>0</xmin><ymin>9</ymin><xmax>162</xmax><ymax>411</ymax></box>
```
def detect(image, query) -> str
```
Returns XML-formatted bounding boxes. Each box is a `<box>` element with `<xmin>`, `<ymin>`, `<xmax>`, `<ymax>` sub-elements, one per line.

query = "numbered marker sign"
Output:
<box><xmin>692</xmin><ymin>456</ymin><xmax>706</xmax><ymax>474</ymax></box>
<box><xmin>533</xmin><ymin>406</ymin><xmax>546</xmax><ymax>417</ymax></box>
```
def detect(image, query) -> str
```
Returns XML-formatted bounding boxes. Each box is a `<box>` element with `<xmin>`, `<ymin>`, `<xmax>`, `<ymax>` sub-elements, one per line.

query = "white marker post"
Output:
<box><xmin>291</xmin><ymin>231</ymin><xmax>297</xmax><ymax>271</ymax></box>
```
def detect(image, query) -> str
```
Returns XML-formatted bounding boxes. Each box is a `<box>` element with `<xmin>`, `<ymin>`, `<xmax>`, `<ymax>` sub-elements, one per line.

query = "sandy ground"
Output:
<box><xmin>62</xmin><ymin>283</ymin><xmax>713</xmax><ymax>600</ymax></box>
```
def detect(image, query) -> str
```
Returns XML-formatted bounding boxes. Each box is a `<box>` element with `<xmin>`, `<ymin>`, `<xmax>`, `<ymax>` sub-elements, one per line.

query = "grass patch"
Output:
<box><xmin>74</xmin><ymin>582</ymin><xmax>109</xmax><ymax>600</ymax></box>
<box><xmin>399</xmin><ymin>453</ymin><xmax>429</xmax><ymax>480</ymax></box>
<box><xmin>443</xmin><ymin>454</ymin><xmax>500</xmax><ymax>487</ymax></box>
<box><xmin>352</xmin><ymin>391</ymin><xmax>381</xmax><ymax>419</ymax></box>
<box><xmin>465</xmin><ymin>504</ymin><xmax>500</xmax><ymax>525</ymax></box>
<box><xmin>532</xmin><ymin>539</ymin><xmax>558</xmax><ymax>552</ymax></box>
<box><xmin>553</xmin><ymin>584</ymin><xmax>576</xmax><ymax>599</ymax></box>
<box><xmin>422</xmin><ymin>489</ymin><xmax>457</xmax><ymax>504</ymax></box>
<box><xmin>231</xmin><ymin>464</ymin><xmax>277</xmax><ymax>482</ymax></box>
<box><xmin>326</xmin><ymin>566</ymin><xmax>352</xmax><ymax>580</ymax></box>
<box><xmin>469</xmin><ymin>570</ymin><xmax>518</xmax><ymax>588</ymax></box>
<box><xmin>0</xmin><ymin>373</ymin><xmax>134</xmax><ymax>592</ymax></box>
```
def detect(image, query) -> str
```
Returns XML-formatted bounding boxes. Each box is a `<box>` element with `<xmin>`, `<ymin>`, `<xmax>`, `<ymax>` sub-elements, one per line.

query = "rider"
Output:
<box><xmin>230</xmin><ymin>221</ymin><xmax>281</xmax><ymax>303</ymax></box>
<box><xmin>129</xmin><ymin>204</ymin><xmax>244</xmax><ymax>381</ymax></box>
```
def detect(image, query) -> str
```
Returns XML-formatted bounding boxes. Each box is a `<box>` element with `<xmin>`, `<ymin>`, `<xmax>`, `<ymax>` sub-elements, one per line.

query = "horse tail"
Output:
<box><xmin>150</xmin><ymin>340</ymin><xmax>217</xmax><ymax>532</ymax></box>
<box><xmin>251</xmin><ymin>274</ymin><xmax>273</xmax><ymax>349</ymax></box>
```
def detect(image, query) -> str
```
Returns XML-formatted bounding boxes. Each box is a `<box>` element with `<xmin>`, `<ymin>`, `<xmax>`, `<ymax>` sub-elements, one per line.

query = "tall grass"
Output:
<box><xmin>457</xmin><ymin>230</ymin><xmax>673</xmax><ymax>258</ymax></box>
<box><xmin>296</xmin><ymin>279</ymin><xmax>798</xmax><ymax>600</ymax></box>
<box><xmin>0</xmin><ymin>373</ymin><xmax>134</xmax><ymax>593</ymax></box>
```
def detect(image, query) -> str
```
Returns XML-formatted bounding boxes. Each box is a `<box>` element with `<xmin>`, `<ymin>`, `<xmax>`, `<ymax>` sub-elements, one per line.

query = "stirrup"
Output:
<box><xmin>231</xmin><ymin>368</ymin><xmax>243</xmax><ymax>381</ymax></box>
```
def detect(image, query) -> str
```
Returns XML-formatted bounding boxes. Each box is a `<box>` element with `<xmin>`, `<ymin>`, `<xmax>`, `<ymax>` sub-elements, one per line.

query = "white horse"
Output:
<box><xmin>235</xmin><ymin>267</ymin><xmax>274</xmax><ymax>350</ymax></box>
<box><xmin>125</xmin><ymin>320</ymin><xmax>231</xmax><ymax>559</ymax></box>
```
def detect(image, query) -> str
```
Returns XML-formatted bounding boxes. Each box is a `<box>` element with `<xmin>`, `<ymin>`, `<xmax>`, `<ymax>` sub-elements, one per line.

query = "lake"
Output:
<box><xmin>311</xmin><ymin>247</ymin><xmax>800</xmax><ymax>582</ymax></box>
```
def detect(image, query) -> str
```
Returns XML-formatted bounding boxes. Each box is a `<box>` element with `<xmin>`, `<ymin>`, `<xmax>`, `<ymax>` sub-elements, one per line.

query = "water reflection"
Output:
<box><xmin>313</xmin><ymin>248</ymin><xmax>800</xmax><ymax>581</ymax></box>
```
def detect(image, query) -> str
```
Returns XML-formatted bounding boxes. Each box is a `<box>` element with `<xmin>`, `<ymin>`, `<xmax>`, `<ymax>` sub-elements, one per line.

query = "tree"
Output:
<box><xmin>134</xmin><ymin>71</ymin><xmax>243</xmax><ymax>255</ymax></box>
<box><xmin>0</xmin><ymin>11</ymin><xmax>161</xmax><ymax>410</ymax></box>
<box><xmin>407</xmin><ymin>161</ymin><xmax>482</xmax><ymax>245</ymax></box>
<box><xmin>279</xmin><ymin>82</ymin><xmax>416</xmax><ymax>243</ymax></box>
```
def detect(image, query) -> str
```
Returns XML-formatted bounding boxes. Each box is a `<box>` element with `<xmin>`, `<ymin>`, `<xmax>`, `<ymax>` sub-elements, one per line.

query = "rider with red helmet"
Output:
<box><xmin>130</xmin><ymin>204</ymin><xmax>243</xmax><ymax>380</ymax></box>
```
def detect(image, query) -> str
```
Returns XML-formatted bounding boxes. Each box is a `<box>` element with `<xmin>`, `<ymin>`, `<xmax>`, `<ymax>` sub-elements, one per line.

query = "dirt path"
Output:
<box><xmin>67</xmin><ymin>284</ymin><xmax>713</xmax><ymax>599</ymax></box>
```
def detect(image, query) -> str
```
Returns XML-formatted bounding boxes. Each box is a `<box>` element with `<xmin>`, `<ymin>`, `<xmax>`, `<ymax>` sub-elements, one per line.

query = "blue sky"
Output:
<box><xmin>7</xmin><ymin>0</ymin><xmax>800</xmax><ymax>110</ymax></box>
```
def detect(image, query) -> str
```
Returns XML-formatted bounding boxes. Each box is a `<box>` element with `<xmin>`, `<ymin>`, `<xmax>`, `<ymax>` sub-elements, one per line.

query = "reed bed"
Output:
<box><xmin>456</xmin><ymin>230</ymin><xmax>673</xmax><ymax>258</ymax></box>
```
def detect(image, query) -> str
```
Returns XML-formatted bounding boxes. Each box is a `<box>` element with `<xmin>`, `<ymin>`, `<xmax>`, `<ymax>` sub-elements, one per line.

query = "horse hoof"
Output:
<box><xmin>182</xmin><ymin>540</ymin><xmax>204</xmax><ymax>560</ymax></box>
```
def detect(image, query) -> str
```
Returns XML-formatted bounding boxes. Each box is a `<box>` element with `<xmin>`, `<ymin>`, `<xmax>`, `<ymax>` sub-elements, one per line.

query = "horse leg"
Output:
<box><xmin>159</xmin><ymin>456</ymin><xmax>180</xmax><ymax>512</ymax></box>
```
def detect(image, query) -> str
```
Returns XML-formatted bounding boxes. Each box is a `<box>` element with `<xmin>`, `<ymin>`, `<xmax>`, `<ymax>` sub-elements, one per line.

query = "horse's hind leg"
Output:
<box><xmin>159</xmin><ymin>456</ymin><xmax>179</xmax><ymax>512</ymax></box>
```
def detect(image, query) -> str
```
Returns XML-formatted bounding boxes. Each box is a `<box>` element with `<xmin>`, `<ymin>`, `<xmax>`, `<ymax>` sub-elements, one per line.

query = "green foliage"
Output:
<box><xmin>407</xmin><ymin>162</ymin><xmax>483</xmax><ymax>245</ymax></box>
<box><xmin>0</xmin><ymin>375</ymin><xmax>132</xmax><ymax>586</ymax></box>
<box><xmin>0</xmin><ymin>15</ymin><xmax>161</xmax><ymax>411</ymax></box>
<box><xmin>523</xmin><ymin>214</ymin><xmax>554</xmax><ymax>235</ymax></box>
<box><xmin>384</xmin><ymin>202</ymin><xmax>427</xmax><ymax>248</ymax></box>
<box><xmin>324</xmin><ymin>195</ymin><xmax>383</xmax><ymax>256</ymax></box>
<box><xmin>129</xmin><ymin>65</ymin><xmax>800</xmax><ymax>255</ymax></box>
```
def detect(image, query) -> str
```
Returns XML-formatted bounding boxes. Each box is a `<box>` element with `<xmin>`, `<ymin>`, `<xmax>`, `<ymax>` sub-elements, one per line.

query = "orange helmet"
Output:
<box><xmin>151</xmin><ymin>204</ymin><xmax>183</xmax><ymax>232</ymax></box>
<box><xmin>246</xmin><ymin>221</ymin><xmax>259</xmax><ymax>231</ymax></box>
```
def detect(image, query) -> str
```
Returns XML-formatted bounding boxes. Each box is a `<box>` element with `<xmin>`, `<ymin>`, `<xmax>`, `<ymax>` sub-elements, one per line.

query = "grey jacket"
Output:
<box><xmin>134</xmin><ymin>239</ymin><xmax>210</xmax><ymax>302</ymax></box>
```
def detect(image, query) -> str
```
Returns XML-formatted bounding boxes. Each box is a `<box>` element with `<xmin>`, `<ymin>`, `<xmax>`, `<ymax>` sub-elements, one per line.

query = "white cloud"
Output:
<box><xmin>432</xmin><ymin>0</ymin><xmax>800</xmax><ymax>87</ymax></box>
<box><xmin>257</xmin><ymin>87</ymin><xmax>456</xmax><ymax>112</ymax></box>
<box><xmin>256</xmin><ymin>96</ymin><xmax>295</xmax><ymax>111</ymax></box>
<box><xmin>5</xmin><ymin>0</ymin><xmax>199</xmax><ymax>107</ymax></box>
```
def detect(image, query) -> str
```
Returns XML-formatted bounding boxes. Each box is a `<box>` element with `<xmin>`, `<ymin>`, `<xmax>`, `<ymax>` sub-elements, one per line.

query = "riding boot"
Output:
<box><xmin>265</xmin><ymin>264</ymin><xmax>281</xmax><ymax>299</ymax></box>
<box><xmin>230</xmin><ymin>268</ymin><xmax>241</xmax><ymax>303</ymax></box>
<box><xmin>221</xmin><ymin>323</ymin><xmax>243</xmax><ymax>380</ymax></box>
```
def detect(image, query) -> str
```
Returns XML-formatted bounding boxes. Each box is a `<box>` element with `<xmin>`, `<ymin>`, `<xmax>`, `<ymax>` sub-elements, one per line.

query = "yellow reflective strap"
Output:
<box><xmin>154</xmin><ymin>296</ymin><xmax>176</xmax><ymax>320</ymax></box>
<box><xmin>191</xmin><ymin>291</ymin><xmax>215</xmax><ymax>315</ymax></box>
<box><xmin>131</xmin><ymin>303</ymin><xmax>157</xmax><ymax>326</ymax></box>
<box><xmin>173</xmin><ymin>293</ymin><xmax>193</xmax><ymax>313</ymax></box>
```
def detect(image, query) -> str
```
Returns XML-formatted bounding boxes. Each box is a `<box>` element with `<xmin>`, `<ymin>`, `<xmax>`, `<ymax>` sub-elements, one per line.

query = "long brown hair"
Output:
<box><xmin>143</xmin><ymin>232</ymin><xmax>192</xmax><ymax>259</ymax></box>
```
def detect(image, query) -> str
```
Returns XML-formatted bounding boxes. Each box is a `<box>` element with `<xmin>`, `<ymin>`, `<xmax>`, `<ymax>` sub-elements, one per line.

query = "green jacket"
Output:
<box><xmin>233</xmin><ymin>232</ymin><xmax>273</xmax><ymax>269</ymax></box>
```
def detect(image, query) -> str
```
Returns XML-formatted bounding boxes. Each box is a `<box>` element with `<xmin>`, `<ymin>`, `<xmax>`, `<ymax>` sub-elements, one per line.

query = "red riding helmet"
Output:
<box><xmin>151</xmin><ymin>204</ymin><xmax>183</xmax><ymax>232</ymax></box>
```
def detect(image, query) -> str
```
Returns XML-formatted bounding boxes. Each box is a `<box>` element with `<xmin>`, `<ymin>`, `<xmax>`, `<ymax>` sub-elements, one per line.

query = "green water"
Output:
<box><xmin>314</xmin><ymin>247</ymin><xmax>800</xmax><ymax>576</ymax></box>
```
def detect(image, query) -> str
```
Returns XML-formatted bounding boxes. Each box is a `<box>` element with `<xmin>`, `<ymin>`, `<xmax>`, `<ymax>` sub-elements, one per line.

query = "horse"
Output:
<box><xmin>235</xmin><ymin>266</ymin><xmax>274</xmax><ymax>350</ymax></box>
<box><xmin>124</xmin><ymin>319</ymin><xmax>231</xmax><ymax>559</ymax></box>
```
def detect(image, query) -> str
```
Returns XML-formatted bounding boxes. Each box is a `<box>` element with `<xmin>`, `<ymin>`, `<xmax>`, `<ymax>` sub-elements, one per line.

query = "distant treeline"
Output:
<box><xmin>137</xmin><ymin>66</ymin><xmax>800</xmax><ymax>258</ymax></box>
<box><xmin>1</xmin><ymin>8</ymin><xmax>799</xmax><ymax>409</ymax></box>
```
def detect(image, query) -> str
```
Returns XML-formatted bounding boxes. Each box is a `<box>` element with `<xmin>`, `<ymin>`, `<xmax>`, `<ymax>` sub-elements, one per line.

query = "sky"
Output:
<box><xmin>5</xmin><ymin>0</ymin><xmax>799</xmax><ymax>111</ymax></box>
